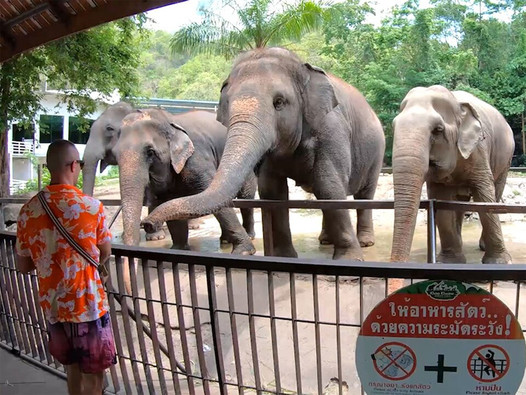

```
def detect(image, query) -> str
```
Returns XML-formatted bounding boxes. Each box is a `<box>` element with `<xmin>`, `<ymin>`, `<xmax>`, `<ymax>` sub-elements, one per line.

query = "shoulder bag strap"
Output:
<box><xmin>37</xmin><ymin>191</ymin><xmax>99</xmax><ymax>268</ymax></box>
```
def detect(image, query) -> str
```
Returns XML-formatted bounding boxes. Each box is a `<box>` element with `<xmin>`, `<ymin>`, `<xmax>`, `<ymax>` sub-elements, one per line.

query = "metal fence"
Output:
<box><xmin>1</xmin><ymin>197</ymin><xmax>526</xmax><ymax>394</ymax></box>
<box><xmin>1</xmin><ymin>232</ymin><xmax>526</xmax><ymax>394</ymax></box>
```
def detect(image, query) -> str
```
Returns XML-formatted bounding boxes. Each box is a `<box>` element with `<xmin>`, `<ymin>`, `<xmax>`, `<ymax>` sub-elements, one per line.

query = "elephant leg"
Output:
<box><xmin>258</xmin><ymin>171</ymin><xmax>297</xmax><ymax>258</ymax></box>
<box><xmin>238</xmin><ymin>172</ymin><xmax>257</xmax><ymax>239</ymax></box>
<box><xmin>318</xmin><ymin>215</ymin><xmax>332</xmax><ymax>245</ymax></box>
<box><xmin>355</xmin><ymin>183</ymin><xmax>377</xmax><ymax>248</ymax></box>
<box><xmin>471</xmin><ymin>173</ymin><xmax>511</xmax><ymax>264</ymax></box>
<box><xmin>167</xmin><ymin>220</ymin><xmax>190</xmax><ymax>250</ymax></box>
<box><xmin>314</xmin><ymin>180</ymin><xmax>363</xmax><ymax>261</ymax></box>
<box><xmin>428</xmin><ymin>183</ymin><xmax>466</xmax><ymax>263</ymax></box>
<box><xmin>214</xmin><ymin>208</ymin><xmax>256</xmax><ymax>255</ymax></box>
<box><xmin>145</xmin><ymin>205</ymin><xmax>166</xmax><ymax>241</ymax></box>
<box><xmin>241</xmin><ymin>208</ymin><xmax>256</xmax><ymax>239</ymax></box>
<box><xmin>479</xmin><ymin>172</ymin><xmax>507</xmax><ymax>251</ymax></box>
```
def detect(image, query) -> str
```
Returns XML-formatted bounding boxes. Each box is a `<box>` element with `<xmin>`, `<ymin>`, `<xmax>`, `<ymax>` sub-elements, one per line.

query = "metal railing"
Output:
<box><xmin>1</xmin><ymin>231</ymin><xmax>525</xmax><ymax>394</ymax></box>
<box><xmin>1</xmin><ymin>197</ymin><xmax>525</xmax><ymax>394</ymax></box>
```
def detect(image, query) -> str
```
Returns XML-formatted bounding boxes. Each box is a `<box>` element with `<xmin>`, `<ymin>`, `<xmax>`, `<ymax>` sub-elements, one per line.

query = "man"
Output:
<box><xmin>16</xmin><ymin>139</ymin><xmax>116</xmax><ymax>395</ymax></box>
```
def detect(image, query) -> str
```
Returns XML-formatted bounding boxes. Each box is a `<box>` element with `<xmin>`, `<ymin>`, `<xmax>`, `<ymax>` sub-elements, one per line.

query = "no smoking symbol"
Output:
<box><xmin>371</xmin><ymin>342</ymin><xmax>416</xmax><ymax>381</ymax></box>
<box><xmin>468</xmin><ymin>344</ymin><xmax>510</xmax><ymax>383</ymax></box>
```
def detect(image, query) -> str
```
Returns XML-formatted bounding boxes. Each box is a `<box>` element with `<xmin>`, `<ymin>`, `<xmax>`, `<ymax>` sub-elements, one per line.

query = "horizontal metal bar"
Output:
<box><xmin>2</xmin><ymin>197</ymin><xmax>524</xmax><ymax>214</ymax></box>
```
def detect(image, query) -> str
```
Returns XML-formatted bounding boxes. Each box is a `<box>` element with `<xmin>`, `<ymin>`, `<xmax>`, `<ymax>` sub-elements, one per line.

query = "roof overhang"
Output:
<box><xmin>0</xmin><ymin>0</ymin><xmax>186</xmax><ymax>63</ymax></box>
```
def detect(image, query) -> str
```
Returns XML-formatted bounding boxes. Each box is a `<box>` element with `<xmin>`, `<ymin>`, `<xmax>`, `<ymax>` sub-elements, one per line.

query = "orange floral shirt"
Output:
<box><xmin>16</xmin><ymin>185</ymin><xmax>112</xmax><ymax>324</ymax></box>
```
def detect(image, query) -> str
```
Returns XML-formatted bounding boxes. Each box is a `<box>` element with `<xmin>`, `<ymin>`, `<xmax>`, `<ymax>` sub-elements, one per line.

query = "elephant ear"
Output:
<box><xmin>169</xmin><ymin>122</ymin><xmax>195</xmax><ymax>174</ymax></box>
<box><xmin>216</xmin><ymin>80</ymin><xmax>229</xmax><ymax>126</ymax></box>
<box><xmin>301</xmin><ymin>63</ymin><xmax>339</xmax><ymax>128</ymax></box>
<box><xmin>457</xmin><ymin>102</ymin><xmax>483</xmax><ymax>159</ymax></box>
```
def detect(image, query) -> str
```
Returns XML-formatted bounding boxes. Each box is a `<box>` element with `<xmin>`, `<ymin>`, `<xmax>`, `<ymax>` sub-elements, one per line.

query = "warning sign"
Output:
<box><xmin>372</xmin><ymin>342</ymin><xmax>417</xmax><ymax>380</ymax></box>
<box><xmin>356</xmin><ymin>280</ymin><xmax>526</xmax><ymax>395</ymax></box>
<box><xmin>468</xmin><ymin>345</ymin><xmax>509</xmax><ymax>382</ymax></box>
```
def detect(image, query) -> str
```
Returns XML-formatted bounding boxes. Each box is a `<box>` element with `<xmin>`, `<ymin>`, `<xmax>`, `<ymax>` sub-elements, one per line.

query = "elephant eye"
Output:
<box><xmin>432</xmin><ymin>124</ymin><xmax>445</xmax><ymax>134</ymax></box>
<box><xmin>273</xmin><ymin>97</ymin><xmax>286</xmax><ymax>111</ymax></box>
<box><xmin>146</xmin><ymin>147</ymin><xmax>156</xmax><ymax>158</ymax></box>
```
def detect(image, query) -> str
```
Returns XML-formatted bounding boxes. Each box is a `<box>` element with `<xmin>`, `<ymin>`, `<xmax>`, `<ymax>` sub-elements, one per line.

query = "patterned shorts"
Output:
<box><xmin>48</xmin><ymin>312</ymin><xmax>117</xmax><ymax>374</ymax></box>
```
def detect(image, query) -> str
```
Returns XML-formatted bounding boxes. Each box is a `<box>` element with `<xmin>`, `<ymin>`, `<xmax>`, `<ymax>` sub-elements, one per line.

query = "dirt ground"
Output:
<box><xmin>94</xmin><ymin>175</ymin><xmax>526</xmax><ymax>264</ymax></box>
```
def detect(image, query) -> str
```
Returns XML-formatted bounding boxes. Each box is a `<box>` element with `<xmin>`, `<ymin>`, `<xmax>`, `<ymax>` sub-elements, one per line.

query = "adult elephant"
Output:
<box><xmin>114</xmin><ymin>108</ymin><xmax>256</xmax><ymax>255</ymax></box>
<box><xmin>142</xmin><ymin>47</ymin><xmax>385</xmax><ymax>260</ymax></box>
<box><xmin>82</xmin><ymin>101</ymin><xmax>133</xmax><ymax>196</ymax></box>
<box><xmin>82</xmin><ymin>101</ymin><xmax>201</xmax><ymax>238</ymax></box>
<box><xmin>390</xmin><ymin>85</ymin><xmax>514</xmax><ymax>264</ymax></box>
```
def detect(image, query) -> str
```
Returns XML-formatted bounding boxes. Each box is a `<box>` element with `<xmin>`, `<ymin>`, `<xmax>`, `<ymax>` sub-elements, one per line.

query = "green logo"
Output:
<box><xmin>425</xmin><ymin>281</ymin><xmax>461</xmax><ymax>301</ymax></box>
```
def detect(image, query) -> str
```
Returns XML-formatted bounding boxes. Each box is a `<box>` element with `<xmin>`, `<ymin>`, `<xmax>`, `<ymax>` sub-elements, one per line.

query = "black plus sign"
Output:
<box><xmin>424</xmin><ymin>354</ymin><xmax>457</xmax><ymax>383</ymax></box>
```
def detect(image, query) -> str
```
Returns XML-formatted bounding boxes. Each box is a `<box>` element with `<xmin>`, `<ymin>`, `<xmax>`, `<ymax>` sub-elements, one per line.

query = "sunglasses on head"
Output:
<box><xmin>67</xmin><ymin>160</ymin><xmax>85</xmax><ymax>169</ymax></box>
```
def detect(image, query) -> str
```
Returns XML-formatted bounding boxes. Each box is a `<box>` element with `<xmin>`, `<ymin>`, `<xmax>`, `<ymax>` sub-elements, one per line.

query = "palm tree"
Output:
<box><xmin>170</xmin><ymin>0</ymin><xmax>326</xmax><ymax>58</ymax></box>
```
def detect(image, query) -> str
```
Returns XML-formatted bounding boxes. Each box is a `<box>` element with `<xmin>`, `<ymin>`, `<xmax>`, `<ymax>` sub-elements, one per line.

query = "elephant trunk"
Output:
<box><xmin>118</xmin><ymin>150</ymin><xmax>149</xmax><ymax>294</ymax></box>
<box><xmin>143</xmin><ymin>117</ymin><xmax>272</xmax><ymax>231</ymax></box>
<box><xmin>119</xmin><ymin>150</ymin><xmax>149</xmax><ymax>246</ymax></box>
<box><xmin>82</xmin><ymin>142</ymin><xmax>104</xmax><ymax>196</ymax></box>
<box><xmin>390</xmin><ymin>126</ymin><xmax>430</xmax><ymax>262</ymax></box>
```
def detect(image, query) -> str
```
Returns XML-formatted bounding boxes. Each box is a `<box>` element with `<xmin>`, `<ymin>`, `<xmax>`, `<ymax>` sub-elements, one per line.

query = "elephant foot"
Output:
<box><xmin>171</xmin><ymin>243</ymin><xmax>191</xmax><ymax>250</ymax></box>
<box><xmin>247</xmin><ymin>229</ymin><xmax>256</xmax><ymax>240</ymax></box>
<box><xmin>333</xmin><ymin>246</ymin><xmax>364</xmax><ymax>261</ymax></box>
<box><xmin>231</xmin><ymin>240</ymin><xmax>256</xmax><ymax>256</ymax></box>
<box><xmin>479</xmin><ymin>237</ymin><xmax>486</xmax><ymax>251</ymax></box>
<box><xmin>437</xmin><ymin>251</ymin><xmax>466</xmax><ymax>264</ymax></box>
<box><xmin>482</xmin><ymin>251</ymin><xmax>511</xmax><ymax>264</ymax></box>
<box><xmin>274</xmin><ymin>245</ymin><xmax>298</xmax><ymax>258</ymax></box>
<box><xmin>358</xmin><ymin>230</ymin><xmax>375</xmax><ymax>247</ymax></box>
<box><xmin>146</xmin><ymin>229</ymin><xmax>166</xmax><ymax>241</ymax></box>
<box><xmin>188</xmin><ymin>218</ymin><xmax>203</xmax><ymax>230</ymax></box>
<box><xmin>318</xmin><ymin>229</ymin><xmax>333</xmax><ymax>245</ymax></box>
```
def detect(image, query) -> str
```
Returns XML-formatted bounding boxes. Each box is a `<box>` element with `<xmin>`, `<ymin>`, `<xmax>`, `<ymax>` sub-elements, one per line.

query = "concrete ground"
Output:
<box><xmin>0</xmin><ymin>346</ymin><xmax>66</xmax><ymax>395</ymax></box>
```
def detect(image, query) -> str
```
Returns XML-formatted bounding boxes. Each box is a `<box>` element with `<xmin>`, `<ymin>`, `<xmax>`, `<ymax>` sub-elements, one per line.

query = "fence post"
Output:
<box><xmin>427</xmin><ymin>199</ymin><xmax>437</xmax><ymax>264</ymax></box>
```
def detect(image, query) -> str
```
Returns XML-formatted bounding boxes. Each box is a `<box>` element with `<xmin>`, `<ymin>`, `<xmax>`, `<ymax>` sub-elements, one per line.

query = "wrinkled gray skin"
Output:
<box><xmin>114</xmin><ymin>108</ymin><xmax>256</xmax><ymax>255</ymax></box>
<box><xmin>391</xmin><ymin>85</ymin><xmax>515</xmax><ymax>264</ymax></box>
<box><xmin>83</xmin><ymin>101</ymin><xmax>133</xmax><ymax>196</ymax></box>
<box><xmin>142</xmin><ymin>48</ymin><xmax>385</xmax><ymax>261</ymax></box>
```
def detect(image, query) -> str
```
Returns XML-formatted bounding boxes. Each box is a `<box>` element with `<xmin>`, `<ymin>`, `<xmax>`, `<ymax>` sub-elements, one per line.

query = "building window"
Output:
<box><xmin>12</xmin><ymin>123</ymin><xmax>34</xmax><ymax>141</ymax></box>
<box><xmin>69</xmin><ymin>117</ymin><xmax>94</xmax><ymax>144</ymax></box>
<box><xmin>39</xmin><ymin>115</ymin><xmax>64</xmax><ymax>143</ymax></box>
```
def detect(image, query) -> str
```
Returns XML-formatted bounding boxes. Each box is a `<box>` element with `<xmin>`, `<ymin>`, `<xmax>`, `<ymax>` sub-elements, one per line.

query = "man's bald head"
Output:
<box><xmin>46</xmin><ymin>139</ymin><xmax>80</xmax><ymax>173</ymax></box>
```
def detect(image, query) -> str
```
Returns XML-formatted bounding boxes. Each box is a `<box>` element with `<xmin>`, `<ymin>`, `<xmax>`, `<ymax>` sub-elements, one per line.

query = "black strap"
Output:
<box><xmin>37</xmin><ymin>191</ymin><xmax>99</xmax><ymax>268</ymax></box>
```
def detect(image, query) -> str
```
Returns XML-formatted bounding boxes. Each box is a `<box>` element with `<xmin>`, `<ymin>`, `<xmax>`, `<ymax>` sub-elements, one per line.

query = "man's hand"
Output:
<box><xmin>16</xmin><ymin>254</ymin><xmax>36</xmax><ymax>274</ymax></box>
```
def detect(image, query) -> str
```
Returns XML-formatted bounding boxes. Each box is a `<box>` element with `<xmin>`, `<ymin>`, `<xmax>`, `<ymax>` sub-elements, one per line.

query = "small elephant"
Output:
<box><xmin>82</xmin><ymin>101</ymin><xmax>200</xmax><ymax>238</ymax></box>
<box><xmin>390</xmin><ymin>85</ymin><xmax>515</xmax><ymax>264</ymax></box>
<box><xmin>142</xmin><ymin>47</ymin><xmax>386</xmax><ymax>261</ymax></box>
<box><xmin>114</xmin><ymin>108</ymin><xmax>256</xmax><ymax>255</ymax></box>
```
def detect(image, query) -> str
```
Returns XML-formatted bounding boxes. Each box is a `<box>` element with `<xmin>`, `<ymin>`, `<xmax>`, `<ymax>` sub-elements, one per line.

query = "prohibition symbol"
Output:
<box><xmin>467</xmin><ymin>344</ymin><xmax>510</xmax><ymax>383</ymax></box>
<box><xmin>371</xmin><ymin>342</ymin><xmax>416</xmax><ymax>381</ymax></box>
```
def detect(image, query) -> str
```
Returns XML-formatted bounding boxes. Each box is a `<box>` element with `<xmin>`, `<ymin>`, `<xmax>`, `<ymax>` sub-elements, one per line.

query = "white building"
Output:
<box><xmin>8</xmin><ymin>89</ymin><xmax>119</xmax><ymax>193</ymax></box>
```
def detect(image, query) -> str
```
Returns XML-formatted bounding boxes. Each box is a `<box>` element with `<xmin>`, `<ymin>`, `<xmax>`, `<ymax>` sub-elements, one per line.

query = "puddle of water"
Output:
<box><xmin>109</xmin><ymin>208</ymin><xmax>526</xmax><ymax>264</ymax></box>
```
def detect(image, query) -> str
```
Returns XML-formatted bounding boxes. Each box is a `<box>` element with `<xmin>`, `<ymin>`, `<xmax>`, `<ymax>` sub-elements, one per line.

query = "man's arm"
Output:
<box><xmin>16</xmin><ymin>254</ymin><xmax>36</xmax><ymax>274</ymax></box>
<box><xmin>97</xmin><ymin>241</ymin><xmax>112</xmax><ymax>266</ymax></box>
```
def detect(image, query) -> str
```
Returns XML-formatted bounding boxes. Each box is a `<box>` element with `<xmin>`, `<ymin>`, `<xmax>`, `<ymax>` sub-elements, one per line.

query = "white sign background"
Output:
<box><xmin>356</xmin><ymin>337</ymin><xmax>526</xmax><ymax>395</ymax></box>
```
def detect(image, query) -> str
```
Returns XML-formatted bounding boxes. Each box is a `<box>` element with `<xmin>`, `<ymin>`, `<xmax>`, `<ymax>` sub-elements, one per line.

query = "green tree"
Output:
<box><xmin>170</xmin><ymin>0</ymin><xmax>325</xmax><ymax>57</ymax></box>
<box><xmin>0</xmin><ymin>17</ymin><xmax>147</xmax><ymax>196</ymax></box>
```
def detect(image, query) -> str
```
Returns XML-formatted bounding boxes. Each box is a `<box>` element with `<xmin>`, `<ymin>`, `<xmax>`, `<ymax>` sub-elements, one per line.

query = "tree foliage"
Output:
<box><xmin>0</xmin><ymin>16</ymin><xmax>147</xmax><ymax>196</ymax></box>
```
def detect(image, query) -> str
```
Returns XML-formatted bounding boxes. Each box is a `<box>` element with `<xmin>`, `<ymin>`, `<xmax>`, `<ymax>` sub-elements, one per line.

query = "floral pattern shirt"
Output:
<box><xmin>16</xmin><ymin>185</ymin><xmax>112</xmax><ymax>324</ymax></box>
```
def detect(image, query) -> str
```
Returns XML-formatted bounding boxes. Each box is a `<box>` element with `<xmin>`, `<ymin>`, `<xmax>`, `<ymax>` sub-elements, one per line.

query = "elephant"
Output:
<box><xmin>390</xmin><ymin>85</ymin><xmax>515</xmax><ymax>264</ymax></box>
<box><xmin>141</xmin><ymin>47</ymin><xmax>386</xmax><ymax>261</ymax></box>
<box><xmin>82</xmin><ymin>101</ymin><xmax>201</xmax><ymax>238</ymax></box>
<box><xmin>113</xmin><ymin>108</ymin><xmax>256</xmax><ymax>255</ymax></box>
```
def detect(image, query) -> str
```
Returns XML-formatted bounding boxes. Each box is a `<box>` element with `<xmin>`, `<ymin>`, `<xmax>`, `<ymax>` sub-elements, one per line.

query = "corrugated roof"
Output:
<box><xmin>0</xmin><ymin>0</ymin><xmax>185</xmax><ymax>63</ymax></box>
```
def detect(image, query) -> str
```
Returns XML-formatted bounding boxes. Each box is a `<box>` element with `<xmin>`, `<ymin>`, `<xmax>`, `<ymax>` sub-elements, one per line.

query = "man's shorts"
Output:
<box><xmin>48</xmin><ymin>312</ymin><xmax>117</xmax><ymax>373</ymax></box>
